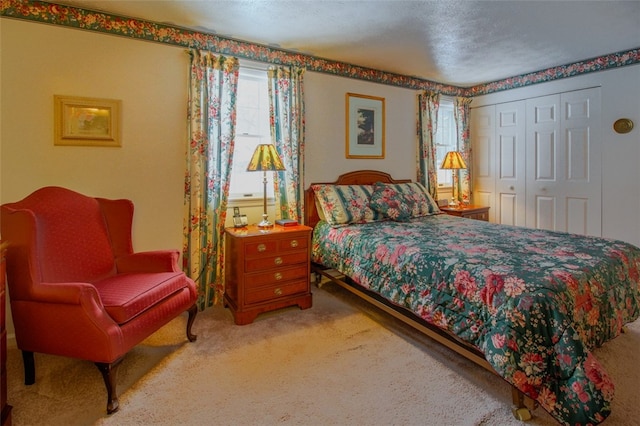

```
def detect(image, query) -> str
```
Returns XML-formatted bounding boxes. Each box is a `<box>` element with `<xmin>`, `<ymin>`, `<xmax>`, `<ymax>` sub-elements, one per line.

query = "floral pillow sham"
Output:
<box><xmin>370</xmin><ymin>182</ymin><xmax>441</xmax><ymax>219</ymax></box>
<box><xmin>313</xmin><ymin>181</ymin><xmax>441</xmax><ymax>227</ymax></box>
<box><xmin>312</xmin><ymin>184</ymin><xmax>384</xmax><ymax>226</ymax></box>
<box><xmin>369</xmin><ymin>184</ymin><xmax>415</xmax><ymax>222</ymax></box>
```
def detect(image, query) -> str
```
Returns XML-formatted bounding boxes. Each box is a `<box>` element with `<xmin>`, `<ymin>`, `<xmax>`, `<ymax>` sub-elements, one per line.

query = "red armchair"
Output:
<box><xmin>0</xmin><ymin>186</ymin><xmax>198</xmax><ymax>414</ymax></box>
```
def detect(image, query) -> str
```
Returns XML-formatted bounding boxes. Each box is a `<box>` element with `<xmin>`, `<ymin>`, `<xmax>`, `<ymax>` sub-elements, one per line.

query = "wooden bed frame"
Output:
<box><xmin>304</xmin><ymin>170</ymin><xmax>536</xmax><ymax>421</ymax></box>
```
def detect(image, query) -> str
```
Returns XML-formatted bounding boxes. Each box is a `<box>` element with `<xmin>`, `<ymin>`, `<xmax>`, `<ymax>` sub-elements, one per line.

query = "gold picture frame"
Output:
<box><xmin>54</xmin><ymin>95</ymin><xmax>121</xmax><ymax>147</ymax></box>
<box><xmin>345</xmin><ymin>92</ymin><xmax>385</xmax><ymax>159</ymax></box>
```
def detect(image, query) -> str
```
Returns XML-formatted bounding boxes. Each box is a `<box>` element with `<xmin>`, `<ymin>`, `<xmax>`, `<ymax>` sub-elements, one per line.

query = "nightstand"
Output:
<box><xmin>224</xmin><ymin>224</ymin><xmax>313</xmax><ymax>325</ymax></box>
<box><xmin>440</xmin><ymin>205</ymin><xmax>490</xmax><ymax>221</ymax></box>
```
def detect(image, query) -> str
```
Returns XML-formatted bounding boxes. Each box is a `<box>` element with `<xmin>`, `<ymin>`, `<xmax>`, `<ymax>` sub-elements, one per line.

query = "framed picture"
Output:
<box><xmin>54</xmin><ymin>95</ymin><xmax>121</xmax><ymax>147</ymax></box>
<box><xmin>345</xmin><ymin>92</ymin><xmax>385</xmax><ymax>159</ymax></box>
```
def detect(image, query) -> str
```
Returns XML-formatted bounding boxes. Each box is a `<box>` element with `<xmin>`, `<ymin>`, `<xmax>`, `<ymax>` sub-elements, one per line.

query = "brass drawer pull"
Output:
<box><xmin>274</xmin><ymin>288</ymin><xmax>283</xmax><ymax>296</ymax></box>
<box><xmin>257</xmin><ymin>243</ymin><xmax>266</xmax><ymax>252</ymax></box>
<box><xmin>274</xmin><ymin>272</ymin><xmax>283</xmax><ymax>281</ymax></box>
<box><xmin>290</xmin><ymin>239</ymin><xmax>299</xmax><ymax>248</ymax></box>
<box><xmin>274</xmin><ymin>257</ymin><xmax>283</xmax><ymax>265</ymax></box>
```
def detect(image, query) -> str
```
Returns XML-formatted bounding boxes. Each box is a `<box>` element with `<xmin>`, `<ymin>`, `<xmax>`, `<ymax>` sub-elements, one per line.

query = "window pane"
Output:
<box><xmin>229</xmin><ymin>68</ymin><xmax>271</xmax><ymax>199</ymax></box>
<box><xmin>435</xmin><ymin>102</ymin><xmax>457</xmax><ymax>187</ymax></box>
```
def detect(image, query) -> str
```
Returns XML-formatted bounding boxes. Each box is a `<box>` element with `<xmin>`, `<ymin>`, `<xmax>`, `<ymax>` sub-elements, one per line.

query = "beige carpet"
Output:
<box><xmin>5</xmin><ymin>281</ymin><xmax>640</xmax><ymax>426</ymax></box>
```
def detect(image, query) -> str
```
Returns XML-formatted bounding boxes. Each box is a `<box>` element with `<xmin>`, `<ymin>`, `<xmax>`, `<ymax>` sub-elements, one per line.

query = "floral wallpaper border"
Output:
<box><xmin>2</xmin><ymin>0</ymin><xmax>639</xmax><ymax>97</ymax></box>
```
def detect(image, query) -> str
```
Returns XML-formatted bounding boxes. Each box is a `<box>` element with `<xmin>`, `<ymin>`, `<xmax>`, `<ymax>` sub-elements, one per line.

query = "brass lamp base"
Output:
<box><xmin>257</xmin><ymin>214</ymin><xmax>273</xmax><ymax>229</ymax></box>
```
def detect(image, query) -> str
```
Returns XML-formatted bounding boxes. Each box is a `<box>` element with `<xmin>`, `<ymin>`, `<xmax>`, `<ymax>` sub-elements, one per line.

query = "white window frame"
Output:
<box><xmin>435</xmin><ymin>99</ymin><xmax>458</xmax><ymax>189</ymax></box>
<box><xmin>228</xmin><ymin>64</ymin><xmax>272</xmax><ymax>206</ymax></box>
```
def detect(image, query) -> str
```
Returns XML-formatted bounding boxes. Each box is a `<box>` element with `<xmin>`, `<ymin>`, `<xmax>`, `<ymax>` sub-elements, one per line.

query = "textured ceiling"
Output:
<box><xmin>54</xmin><ymin>0</ymin><xmax>640</xmax><ymax>86</ymax></box>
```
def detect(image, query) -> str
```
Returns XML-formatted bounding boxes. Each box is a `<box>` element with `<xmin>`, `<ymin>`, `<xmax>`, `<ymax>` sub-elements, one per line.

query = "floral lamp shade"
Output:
<box><xmin>247</xmin><ymin>144</ymin><xmax>286</xmax><ymax>228</ymax></box>
<box><xmin>246</xmin><ymin>144</ymin><xmax>286</xmax><ymax>172</ymax></box>
<box><xmin>440</xmin><ymin>151</ymin><xmax>467</xmax><ymax>170</ymax></box>
<box><xmin>440</xmin><ymin>151</ymin><xmax>467</xmax><ymax>207</ymax></box>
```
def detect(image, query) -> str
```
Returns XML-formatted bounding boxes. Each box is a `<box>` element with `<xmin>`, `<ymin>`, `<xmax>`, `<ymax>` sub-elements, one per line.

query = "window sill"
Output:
<box><xmin>227</xmin><ymin>197</ymin><xmax>275</xmax><ymax>208</ymax></box>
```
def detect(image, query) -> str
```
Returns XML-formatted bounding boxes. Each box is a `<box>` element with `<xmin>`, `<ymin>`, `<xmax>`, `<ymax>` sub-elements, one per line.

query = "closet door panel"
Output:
<box><xmin>527</xmin><ymin>94</ymin><xmax>561</xmax><ymax>231</ymax></box>
<box><xmin>567</xmin><ymin>197</ymin><xmax>589</xmax><ymax>235</ymax></box>
<box><xmin>535</xmin><ymin>196</ymin><xmax>556</xmax><ymax>231</ymax></box>
<box><xmin>498</xmin><ymin>193</ymin><xmax>518</xmax><ymax>225</ymax></box>
<box><xmin>471</xmin><ymin>105</ymin><xmax>496</xmax><ymax>221</ymax></box>
<box><xmin>474</xmin><ymin>191</ymin><xmax>493</xmax><ymax>211</ymax></box>
<box><xmin>534</xmin><ymin>130</ymin><xmax>556</xmax><ymax>180</ymax></box>
<box><xmin>561</xmin><ymin>88</ymin><xmax>601</xmax><ymax>236</ymax></box>
<box><xmin>495</xmin><ymin>101</ymin><xmax>526</xmax><ymax>226</ymax></box>
<box><xmin>526</xmin><ymin>88</ymin><xmax>601</xmax><ymax>236</ymax></box>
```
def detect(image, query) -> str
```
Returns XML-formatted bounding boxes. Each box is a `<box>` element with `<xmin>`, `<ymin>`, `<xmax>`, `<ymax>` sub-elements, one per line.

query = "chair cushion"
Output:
<box><xmin>93</xmin><ymin>272</ymin><xmax>190</xmax><ymax>324</ymax></box>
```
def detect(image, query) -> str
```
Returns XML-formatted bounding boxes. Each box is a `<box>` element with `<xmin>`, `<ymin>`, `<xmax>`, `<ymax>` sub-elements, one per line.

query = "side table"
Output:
<box><xmin>440</xmin><ymin>205</ymin><xmax>490</xmax><ymax>221</ymax></box>
<box><xmin>224</xmin><ymin>224</ymin><xmax>313</xmax><ymax>325</ymax></box>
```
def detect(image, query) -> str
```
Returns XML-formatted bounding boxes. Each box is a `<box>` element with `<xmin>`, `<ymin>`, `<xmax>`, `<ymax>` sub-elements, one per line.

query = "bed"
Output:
<box><xmin>305</xmin><ymin>170</ymin><xmax>640</xmax><ymax>425</ymax></box>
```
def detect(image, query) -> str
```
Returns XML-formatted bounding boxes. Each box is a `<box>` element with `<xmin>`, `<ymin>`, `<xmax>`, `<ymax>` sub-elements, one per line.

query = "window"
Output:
<box><xmin>228</xmin><ymin>67</ymin><xmax>271</xmax><ymax>201</ymax></box>
<box><xmin>435</xmin><ymin>100</ymin><xmax>457</xmax><ymax>188</ymax></box>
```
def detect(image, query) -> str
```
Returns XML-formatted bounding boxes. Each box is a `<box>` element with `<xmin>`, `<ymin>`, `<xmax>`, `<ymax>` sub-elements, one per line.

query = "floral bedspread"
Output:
<box><xmin>311</xmin><ymin>215</ymin><xmax>640</xmax><ymax>425</ymax></box>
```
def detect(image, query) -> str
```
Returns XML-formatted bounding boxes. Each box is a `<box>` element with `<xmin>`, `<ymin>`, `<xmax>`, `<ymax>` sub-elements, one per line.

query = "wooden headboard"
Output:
<box><xmin>304</xmin><ymin>170</ymin><xmax>412</xmax><ymax>229</ymax></box>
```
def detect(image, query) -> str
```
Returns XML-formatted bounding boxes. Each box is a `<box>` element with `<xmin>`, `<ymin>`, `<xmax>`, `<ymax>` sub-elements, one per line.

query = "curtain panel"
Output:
<box><xmin>267</xmin><ymin>66</ymin><xmax>306</xmax><ymax>222</ymax></box>
<box><xmin>454</xmin><ymin>96</ymin><xmax>473</xmax><ymax>204</ymax></box>
<box><xmin>416</xmin><ymin>91</ymin><xmax>440</xmax><ymax>199</ymax></box>
<box><xmin>183</xmin><ymin>50</ymin><xmax>239</xmax><ymax>309</ymax></box>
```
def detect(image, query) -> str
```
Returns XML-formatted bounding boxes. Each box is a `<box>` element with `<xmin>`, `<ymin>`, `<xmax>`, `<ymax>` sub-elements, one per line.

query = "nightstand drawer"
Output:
<box><xmin>245</xmin><ymin>240</ymin><xmax>278</xmax><ymax>256</ymax></box>
<box><xmin>469</xmin><ymin>211</ymin><xmax>489</xmax><ymax>221</ymax></box>
<box><xmin>245</xmin><ymin>279</ymin><xmax>309</xmax><ymax>305</ymax></box>
<box><xmin>245</xmin><ymin>251</ymin><xmax>308</xmax><ymax>272</ymax></box>
<box><xmin>246</xmin><ymin>265</ymin><xmax>308</xmax><ymax>287</ymax></box>
<box><xmin>244</xmin><ymin>236</ymin><xmax>308</xmax><ymax>257</ymax></box>
<box><xmin>278</xmin><ymin>236</ymin><xmax>308</xmax><ymax>252</ymax></box>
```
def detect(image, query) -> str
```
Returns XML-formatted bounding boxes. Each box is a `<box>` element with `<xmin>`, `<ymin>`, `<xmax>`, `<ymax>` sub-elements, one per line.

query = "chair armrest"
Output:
<box><xmin>115</xmin><ymin>250</ymin><xmax>180</xmax><ymax>273</ymax></box>
<box><xmin>27</xmin><ymin>281</ymin><xmax>118</xmax><ymax>332</ymax></box>
<box><xmin>16</xmin><ymin>281</ymin><xmax>124</xmax><ymax>361</ymax></box>
<box><xmin>31</xmin><ymin>281</ymin><xmax>101</xmax><ymax>305</ymax></box>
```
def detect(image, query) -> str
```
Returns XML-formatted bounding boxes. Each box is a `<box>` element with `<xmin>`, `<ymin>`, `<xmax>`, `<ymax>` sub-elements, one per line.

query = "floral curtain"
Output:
<box><xmin>416</xmin><ymin>91</ymin><xmax>440</xmax><ymax>199</ymax></box>
<box><xmin>453</xmin><ymin>96</ymin><xmax>473</xmax><ymax>204</ymax></box>
<box><xmin>267</xmin><ymin>66</ymin><xmax>306</xmax><ymax>222</ymax></box>
<box><xmin>183</xmin><ymin>50</ymin><xmax>239</xmax><ymax>310</ymax></box>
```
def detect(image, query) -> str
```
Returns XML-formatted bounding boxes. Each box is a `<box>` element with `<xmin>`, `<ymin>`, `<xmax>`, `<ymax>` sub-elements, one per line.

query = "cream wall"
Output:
<box><xmin>1</xmin><ymin>19</ymin><xmax>189</xmax><ymax>252</ymax></box>
<box><xmin>1</xmin><ymin>20</ymin><xmax>191</xmax><ymax>337</ymax></box>
<box><xmin>304</xmin><ymin>72</ymin><xmax>418</xmax><ymax>185</ymax></box>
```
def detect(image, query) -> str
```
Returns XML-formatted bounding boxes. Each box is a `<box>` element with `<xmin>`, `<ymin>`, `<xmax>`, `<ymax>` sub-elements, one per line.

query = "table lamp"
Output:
<box><xmin>246</xmin><ymin>144</ymin><xmax>286</xmax><ymax>228</ymax></box>
<box><xmin>440</xmin><ymin>151</ymin><xmax>467</xmax><ymax>207</ymax></box>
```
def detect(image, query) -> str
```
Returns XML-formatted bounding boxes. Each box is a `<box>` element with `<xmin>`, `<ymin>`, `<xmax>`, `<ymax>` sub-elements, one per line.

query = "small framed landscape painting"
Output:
<box><xmin>54</xmin><ymin>95</ymin><xmax>121</xmax><ymax>147</ymax></box>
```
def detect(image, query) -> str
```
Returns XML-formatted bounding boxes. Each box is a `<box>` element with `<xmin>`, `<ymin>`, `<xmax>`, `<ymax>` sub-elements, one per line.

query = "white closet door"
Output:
<box><xmin>525</xmin><ymin>87</ymin><xmax>601</xmax><ymax>236</ymax></box>
<box><xmin>561</xmin><ymin>88</ymin><xmax>602</xmax><ymax>236</ymax></box>
<box><xmin>470</xmin><ymin>105</ymin><xmax>496</xmax><ymax>221</ymax></box>
<box><xmin>495</xmin><ymin>101</ymin><xmax>526</xmax><ymax>226</ymax></box>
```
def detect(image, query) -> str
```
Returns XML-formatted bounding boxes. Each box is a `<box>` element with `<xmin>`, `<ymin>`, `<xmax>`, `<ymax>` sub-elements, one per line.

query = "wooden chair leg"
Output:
<box><xmin>22</xmin><ymin>350</ymin><xmax>35</xmax><ymax>385</ymax></box>
<box><xmin>186</xmin><ymin>303</ymin><xmax>198</xmax><ymax>342</ymax></box>
<box><xmin>95</xmin><ymin>358</ymin><xmax>123</xmax><ymax>414</ymax></box>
